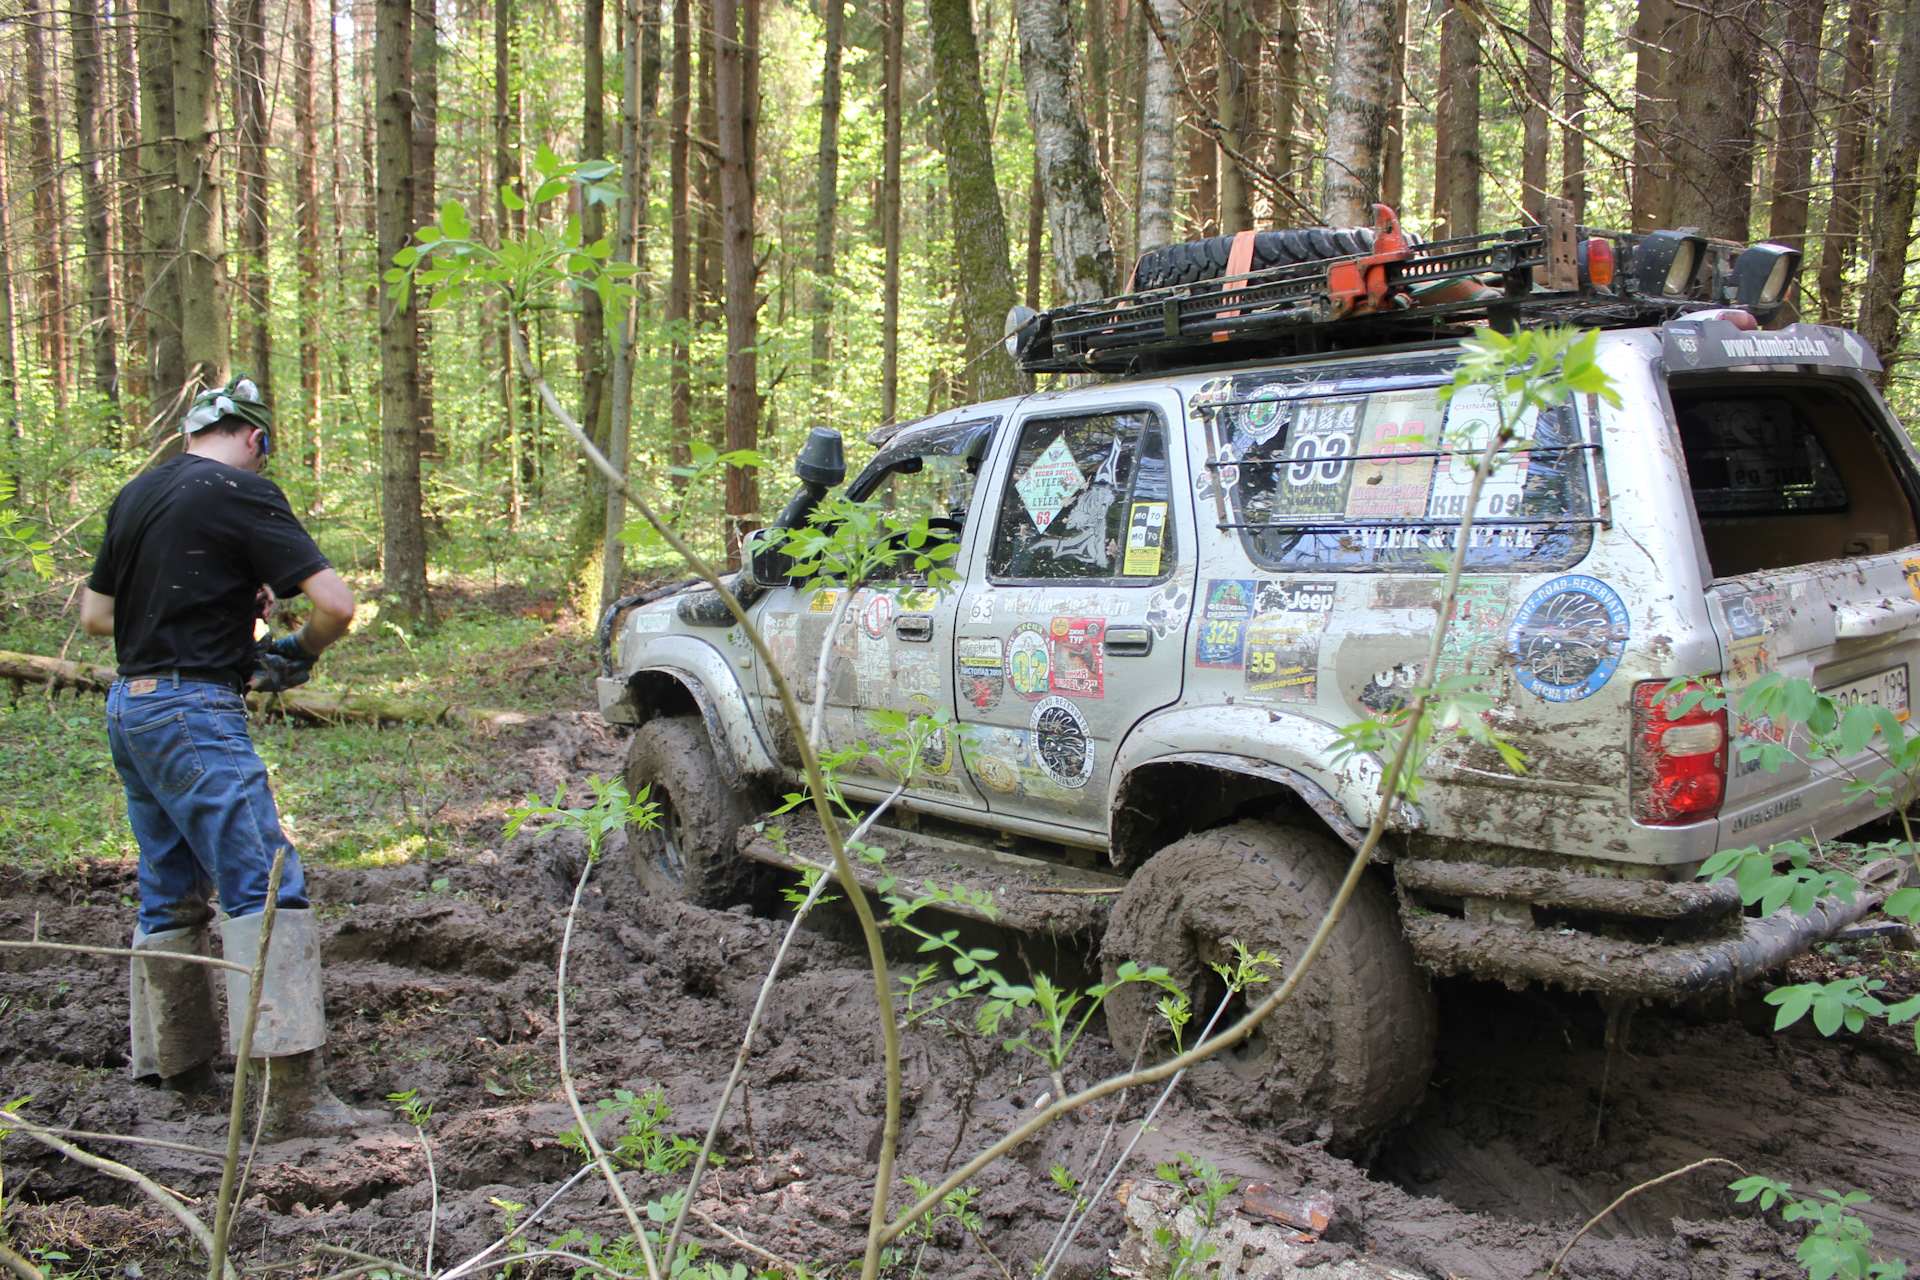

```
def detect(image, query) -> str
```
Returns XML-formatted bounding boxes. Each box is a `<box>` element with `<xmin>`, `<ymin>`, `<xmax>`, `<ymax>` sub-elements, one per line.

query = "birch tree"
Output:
<box><xmin>1321</xmin><ymin>0</ymin><xmax>1393</xmax><ymax>225</ymax></box>
<box><xmin>1015</xmin><ymin>0</ymin><xmax>1116</xmax><ymax>303</ymax></box>
<box><xmin>1137</xmin><ymin>0</ymin><xmax>1179</xmax><ymax>251</ymax></box>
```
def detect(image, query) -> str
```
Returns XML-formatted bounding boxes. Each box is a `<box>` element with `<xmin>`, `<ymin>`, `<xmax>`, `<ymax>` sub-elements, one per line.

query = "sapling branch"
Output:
<box><xmin>506</xmin><ymin>321</ymin><xmax>905</xmax><ymax>1275</ymax></box>
<box><xmin>8</xmin><ymin>1117</ymin><xmax>222</xmax><ymax>1267</ymax></box>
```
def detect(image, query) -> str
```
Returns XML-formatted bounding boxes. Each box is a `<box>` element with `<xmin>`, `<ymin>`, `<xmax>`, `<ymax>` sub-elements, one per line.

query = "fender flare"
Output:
<box><xmin>613</xmin><ymin>636</ymin><xmax>779</xmax><ymax>790</ymax></box>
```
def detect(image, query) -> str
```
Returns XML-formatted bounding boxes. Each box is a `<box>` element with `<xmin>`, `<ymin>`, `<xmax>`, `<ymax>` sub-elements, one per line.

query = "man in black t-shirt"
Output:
<box><xmin>81</xmin><ymin>380</ymin><xmax>384</xmax><ymax>1139</ymax></box>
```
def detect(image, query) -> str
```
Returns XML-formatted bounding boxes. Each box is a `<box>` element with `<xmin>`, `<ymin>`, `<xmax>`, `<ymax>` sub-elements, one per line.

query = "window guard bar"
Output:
<box><xmin>1218</xmin><ymin>515</ymin><xmax>1607</xmax><ymax>530</ymax></box>
<box><xmin>1203</xmin><ymin>442</ymin><xmax>1601</xmax><ymax>469</ymax></box>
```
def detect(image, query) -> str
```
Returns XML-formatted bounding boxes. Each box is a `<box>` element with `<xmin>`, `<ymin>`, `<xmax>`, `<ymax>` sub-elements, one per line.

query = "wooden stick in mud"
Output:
<box><xmin>0</xmin><ymin>649</ymin><xmax>532</xmax><ymax>732</ymax></box>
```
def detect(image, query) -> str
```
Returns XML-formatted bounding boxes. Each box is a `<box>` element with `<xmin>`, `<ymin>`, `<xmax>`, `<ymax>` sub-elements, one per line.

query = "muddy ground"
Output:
<box><xmin>4</xmin><ymin>712</ymin><xmax>1918</xmax><ymax>1278</ymax></box>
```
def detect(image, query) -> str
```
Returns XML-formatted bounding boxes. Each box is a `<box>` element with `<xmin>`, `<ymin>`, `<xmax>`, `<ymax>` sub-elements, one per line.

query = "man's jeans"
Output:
<box><xmin>107</xmin><ymin>675</ymin><xmax>308</xmax><ymax>934</ymax></box>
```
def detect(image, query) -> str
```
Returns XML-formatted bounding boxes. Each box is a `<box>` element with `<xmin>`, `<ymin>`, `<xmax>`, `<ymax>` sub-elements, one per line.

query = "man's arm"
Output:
<box><xmin>79</xmin><ymin>588</ymin><xmax>114</xmax><ymax>637</ymax></box>
<box><xmin>289</xmin><ymin>569</ymin><xmax>354</xmax><ymax>655</ymax></box>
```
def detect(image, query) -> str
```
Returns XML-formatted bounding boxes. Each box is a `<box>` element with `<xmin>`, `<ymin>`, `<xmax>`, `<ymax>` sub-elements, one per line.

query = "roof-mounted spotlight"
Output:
<box><xmin>1634</xmin><ymin>230</ymin><xmax>1708</xmax><ymax>298</ymax></box>
<box><xmin>1732</xmin><ymin>242</ymin><xmax>1802</xmax><ymax>310</ymax></box>
<box><xmin>1005</xmin><ymin>304</ymin><xmax>1044</xmax><ymax>362</ymax></box>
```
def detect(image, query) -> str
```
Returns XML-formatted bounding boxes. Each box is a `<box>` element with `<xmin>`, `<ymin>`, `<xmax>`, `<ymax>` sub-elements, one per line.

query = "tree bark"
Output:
<box><xmin>115</xmin><ymin>1</ymin><xmax>149</xmax><ymax>420</ymax></box>
<box><xmin>667</xmin><ymin>0</ymin><xmax>693</xmax><ymax>476</ymax></box>
<box><xmin>602</xmin><ymin>0</ymin><xmax>649</xmax><ymax>610</ymax></box>
<box><xmin>1016</xmin><ymin>0</ymin><xmax>1117</xmax><ymax>303</ymax></box>
<box><xmin>1216</xmin><ymin>0</ymin><xmax>1259</xmax><ymax>231</ymax></box>
<box><xmin>567</xmin><ymin>0</ymin><xmax>613</xmax><ymax>610</ymax></box>
<box><xmin>412</xmin><ymin>0</ymin><xmax>439</xmax><ymax>460</ymax></box>
<box><xmin>1137</xmin><ymin>0</ymin><xmax>1180</xmax><ymax>250</ymax></box>
<box><xmin>1857</xmin><ymin>0</ymin><xmax>1920</xmax><ymax>374</ymax></box>
<box><xmin>1322</xmin><ymin>0</ymin><xmax>1393</xmax><ymax>225</ymax></box>
<box><xmin>715</xmin><ymin>0</ymin><xmax>761</xmax><ymax>564</ymax></box>
<box><xmin>1817</xmin><ymin>0</ymin><xmax>1874</xmax><ymax>323</ymax></box>
<box><xmin>295</xmin><ymin>0</ymin><xmax>322</xmax><ymax>475</ymax></box>
<box><xmin>929</xmin><ymin>0</ymin><xmax>1027</xmax><ymax>402</ymax></box>
<box><xmin>234</xmin><ymin>0</ymin><xmax>272</xmax><ymax>399</ymax></box>
<box><xmin>72</xmin><ymin>0</ymin><xmax>121</xmax><ymax>407</ymax></box>
<box><xmin>811</xmin><ymin>0</ymin><xmax>843</xmax><ymax>429</ymax></box>
<box><xmin>1665</xmin><ymin>0</ymin><xmax>1759</xmax><ymax>242</ymax></box>
<box><xmin>0</xmin><ymin>103</ymin><xmax>21</xmax><ymax>473</ymax></box>
<box><xmin>494</xmin><ymin>0</ymin><xmax>524</xmax><ymax>524</ymax></box>
<box><xmin>1560</xmin><ymin>0</ymin><xmax>1587</xmax><ymax>217</ymax></box>
<box><xmin>1187</xmin><ymin>27</ymin><xmax>1218</xmax><ymax>235</ymax></box>
<box><xmin>880</xmin><ymin>0</ymin><xmax>903</xmax><ymax>424</ymax></box>
<box><xmin>1629</xmin><ymin>0</ymin><xmax>1678</xmax><ymax>231</ymax></box>
<box><xmin>172</xmin><ymin>0</ymin><xmax>230</xmax><ymax>395</ymax></box>
<box><xmin>23</xmin><ymin>0</ymin><xmax>70</xmax><ymax>406</ymax></box>
<box><xmin>377</xmin><ymin>0</ymin><xmax>428</xmax><ymax>619</ymax></box>
<box><xmin>1766</xmin><ymin>0</ymin><xmax>1829</xmax><ymax>253</ymax></box>
<box><xmin>138</xmin><ymin>0</ymin><xmax>185</xmax><ymax>437</ymax></box>
<box><xmin>1441</xmin><ymin>0</ymin><xmax>1481</xmax><ymax>236</ymax></box>
<box><xmin>1274</xmin><ymin>0</ymin><xmax>1298</xmax><ymax>219</ymax></box>
<box><xmin>1522</xmin><ymin>0</ymin><xmax>1551</xmax><ymax>218</ymax></box>
<box><xmin>1381</xmin><ymin>0</ymin><xmax>1406</xmax><ymax>213</ymax></box>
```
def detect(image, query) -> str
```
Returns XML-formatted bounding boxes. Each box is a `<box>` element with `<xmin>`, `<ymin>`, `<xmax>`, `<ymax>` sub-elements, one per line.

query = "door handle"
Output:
<box><xmin>895</xmin><ymin>614</ymin><xmax>934</xmax><ymax>643</ymax></box>
<box><xmin>1106</xmin><ymin>626</ymin><xmax>1152</xmax><ymax>656</ymax></box>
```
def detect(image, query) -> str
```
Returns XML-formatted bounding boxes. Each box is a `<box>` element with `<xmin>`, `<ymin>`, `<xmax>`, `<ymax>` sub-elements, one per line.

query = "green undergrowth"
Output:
<box><xmin>0</xmin><ymin>580</ymin><xmax>611</xmax><ymax>871</ymax></box>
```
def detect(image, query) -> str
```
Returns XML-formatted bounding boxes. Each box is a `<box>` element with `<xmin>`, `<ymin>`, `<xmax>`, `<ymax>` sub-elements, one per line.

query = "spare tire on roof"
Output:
<box><xmin>1128</xmin><ymin>225</ymin><xmax>1400</xmax><ymax>293</ymax></box>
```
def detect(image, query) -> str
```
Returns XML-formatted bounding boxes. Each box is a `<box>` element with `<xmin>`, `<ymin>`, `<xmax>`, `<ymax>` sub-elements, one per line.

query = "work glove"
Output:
<box><xmin>254</xmin><ymin>633</ymin><xmax>317</xmax><ymax>693</ymax></box>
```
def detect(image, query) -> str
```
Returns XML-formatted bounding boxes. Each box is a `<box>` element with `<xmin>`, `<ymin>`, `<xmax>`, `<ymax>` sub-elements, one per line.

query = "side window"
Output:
<box><xmin>1199</xmin><ymin>375</ymin><xmax>1593</xmax><ymax>572</ymax></box>
<box><xmin>989</xmin><ymin>409</ymin><xmax>1176</xmax><ymax>582</ymax></box>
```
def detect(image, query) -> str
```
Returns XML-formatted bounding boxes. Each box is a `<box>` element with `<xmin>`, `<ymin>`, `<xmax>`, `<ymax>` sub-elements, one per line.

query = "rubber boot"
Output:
<box><xmin>128</xmin><ymin>925</ymin><xmax>221</xmax><ymax>1090</ymax></box>
<box><xmin>217</xmin><ymin>908</ymin><xmax>389</xmax><ymax>1140</ymax></box>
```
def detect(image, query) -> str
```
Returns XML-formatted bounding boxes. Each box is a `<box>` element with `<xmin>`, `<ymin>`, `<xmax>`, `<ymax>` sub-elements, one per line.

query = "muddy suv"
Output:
<box><xmin>596</xmin><ymin>215</ymin><xmax>1919</xmax><ymax>1139</ymax></box>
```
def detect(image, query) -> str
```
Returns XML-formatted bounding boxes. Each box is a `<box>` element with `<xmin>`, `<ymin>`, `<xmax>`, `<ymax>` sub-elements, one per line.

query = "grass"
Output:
<box><xmin>0</xmin><ymin>573</ymin><xmax>614</xmax><ymax>870</ymax></box>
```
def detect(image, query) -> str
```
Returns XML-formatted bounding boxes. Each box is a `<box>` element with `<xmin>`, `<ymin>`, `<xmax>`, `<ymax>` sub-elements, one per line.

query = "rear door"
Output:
<box><xmin>951</xmin><ymin>391</ymin><xmax>1194</xmax><ymax>833</ymax></box>
<box><xmin>1679</xmin><ymin>372</ymin><xmax>1920</xmax><ymax>844</ymax></box>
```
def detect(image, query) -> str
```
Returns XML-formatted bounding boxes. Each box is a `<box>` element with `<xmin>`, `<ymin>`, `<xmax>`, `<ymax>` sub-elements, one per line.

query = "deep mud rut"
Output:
<box><xmin>4</xmin><ymin>711</ymin><xmax>1918</xmax><ymax>1278</ymax></box>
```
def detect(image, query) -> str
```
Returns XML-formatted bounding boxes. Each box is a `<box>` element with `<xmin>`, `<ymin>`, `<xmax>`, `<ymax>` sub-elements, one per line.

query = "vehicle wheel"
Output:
<box><xmin>622</xmin><ymin>716</ymin><xmax>760</xmax><ymax>908</ymax></box>
<box><xmin>1101</xmin><ymin>819</ymin><xmax>1435</xmax><ymax>1145</ymax></box>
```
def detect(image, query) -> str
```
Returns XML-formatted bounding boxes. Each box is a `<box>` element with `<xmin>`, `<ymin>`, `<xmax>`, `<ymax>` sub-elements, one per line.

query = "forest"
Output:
<box><xmin>0</xmin><ymin>0</ymin><xmax>1915</xmax><ymax>615</ymax></box>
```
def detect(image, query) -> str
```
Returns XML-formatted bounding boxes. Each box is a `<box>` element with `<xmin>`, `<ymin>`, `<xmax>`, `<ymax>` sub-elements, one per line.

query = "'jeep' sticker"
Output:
<box><xmin>1508</xmin><ymin>575</ymin><xmax>1630</xmax><ymax>702</ymax></box>
<box><xmin>1245</xmin><ymin>580</ymin><xmax>1336</xmax><ymax>699</ymax></box>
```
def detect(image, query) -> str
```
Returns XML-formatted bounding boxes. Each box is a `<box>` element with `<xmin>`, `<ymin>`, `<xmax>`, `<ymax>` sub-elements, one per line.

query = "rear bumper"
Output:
<box><xmin>1397</xmin><ymin>857</ymin><xmax>1904</xmax><ymax>998</ymax></box>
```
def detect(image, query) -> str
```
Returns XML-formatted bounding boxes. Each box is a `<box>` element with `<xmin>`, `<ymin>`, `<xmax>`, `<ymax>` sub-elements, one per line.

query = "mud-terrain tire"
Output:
<box><xmin>623</xmin><ymin>716</ymin><xmax>760</xmax><ymax>908</ymax></box>
<box><xmin>1101</xmin><ymin>819</ymin><xmax>1435</xmax><ymax>1144</ymax></box>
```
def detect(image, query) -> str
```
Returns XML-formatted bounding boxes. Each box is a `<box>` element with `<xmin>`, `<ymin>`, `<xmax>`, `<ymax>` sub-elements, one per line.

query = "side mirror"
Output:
<box><xmin>742</xmin><ymin>527</ymin><xmax>795</xmax><ymax>590</ymax></box>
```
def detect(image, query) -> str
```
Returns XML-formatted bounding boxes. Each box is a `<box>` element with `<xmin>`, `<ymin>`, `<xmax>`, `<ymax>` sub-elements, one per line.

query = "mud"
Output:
<box><xmin>1</xmin><ymin>711</ymin><xmax>1916</xmax><ymax>1277</ymax></box>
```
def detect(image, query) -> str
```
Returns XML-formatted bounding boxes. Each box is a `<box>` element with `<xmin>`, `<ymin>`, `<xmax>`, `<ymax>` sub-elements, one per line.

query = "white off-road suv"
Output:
<box><xmin>596</xmin><ymin>212</ymin><xmax>1919</xmax><ymax>1139</ymax></box>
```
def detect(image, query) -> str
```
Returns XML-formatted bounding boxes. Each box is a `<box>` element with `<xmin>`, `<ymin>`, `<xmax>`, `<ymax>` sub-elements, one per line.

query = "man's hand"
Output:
<box><xmin>253</xmin><ymin>633</ymin><xmax>317</xmax><ymax>693</ymax></box>
<box><xmin>254</xmin><ymin>585</ymin><xmax>277</xmax><ymax>621</ymax></box>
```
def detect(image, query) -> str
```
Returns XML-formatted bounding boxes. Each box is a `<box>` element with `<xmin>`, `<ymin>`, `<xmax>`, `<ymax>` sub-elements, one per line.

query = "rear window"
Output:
<box><xmin>1678</xmin><ymin>397</ymin><xmax>1847</xmax><ymax>514</ymax></box>
<box><xmin>1193</xmin><ymin>372</ymin><xmax>1595</xmax><ymax>572</ymax></box>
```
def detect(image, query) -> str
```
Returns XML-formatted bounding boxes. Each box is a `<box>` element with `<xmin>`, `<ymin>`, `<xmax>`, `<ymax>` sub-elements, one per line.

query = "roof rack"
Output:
<box><xmin>1009</xmin><ymin>202</ymin><xmax>1800</xmax><ymax>376</ymax></box>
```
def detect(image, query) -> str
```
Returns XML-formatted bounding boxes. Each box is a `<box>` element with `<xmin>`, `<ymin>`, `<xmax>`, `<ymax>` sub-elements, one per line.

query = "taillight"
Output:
<box><xmin>1631</xmin><ymin>679</ymin><xmax>1727</xmax><ymax>825</ymax></box>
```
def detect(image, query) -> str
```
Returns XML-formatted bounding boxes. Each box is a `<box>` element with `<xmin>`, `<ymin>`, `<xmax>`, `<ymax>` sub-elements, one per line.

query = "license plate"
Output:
<box><xmin>1824</xmin><ymin>664</ymin><xmax>1911</xmax><ymax>722</ymax></box>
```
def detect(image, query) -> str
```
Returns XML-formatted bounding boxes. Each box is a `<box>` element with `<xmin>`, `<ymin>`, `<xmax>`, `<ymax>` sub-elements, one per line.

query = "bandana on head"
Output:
<box><xmin>182</xmin><ymin>378</ymin><xmax>269</xmax><ymax>434</ymax></box>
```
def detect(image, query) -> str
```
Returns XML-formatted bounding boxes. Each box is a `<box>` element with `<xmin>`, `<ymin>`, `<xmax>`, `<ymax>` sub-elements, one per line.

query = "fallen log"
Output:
<box><xmin>0</xmin><ymin>649</ymin><xmax>533</xmax><ymax>732</ymax></box>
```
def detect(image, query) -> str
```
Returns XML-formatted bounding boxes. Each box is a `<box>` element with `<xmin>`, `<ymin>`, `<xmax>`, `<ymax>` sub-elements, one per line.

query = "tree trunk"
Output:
<box><xmin>1381</xmin><ymin>0</ymin><xmax>1406</xmax><ymax>213</ymax></box>
<box><xmin>494</xmin><ymin>0</ymin><xmax>524</xmax><ymax>524</ymax></box>
<box><xmin>930</xmin><ymin>0</ymin><xmax>1027</xmax><ymax>402</ymax></box>
<box><xmin>1560</xmin><ymin>0</ymin><xmax>1587</xmax><ymax>217</ymax></box>
<box><xmin>1137</xmin><ymin>0</ymin><xmax>1179</xmax><ymax>251</ymax></box>
<box><xmin>173</xmin><ymin>0</ymin><xmax>229</xmax><ymax>396</ymax></box>
<box><xmin>72</xmin><ymin>0</ymin><xmax>120</xmax><ymax>408</ymax></box>
<box><xmin>715</xmin><ymin>0</ymin><xmax>761</xmax><ymax>564</ymax></box>
<box><xmin>1322</xmin><ymin>0</ymin><xmax>1393</xmax><ymax>225</ymax></box>
<box><xmin>1187</xmin><ymin>28</ymin><xmax>1218</xmax><ymax>235</ymax></box>
<box><xmin>811</xmin><ymin>0</ymin><xmax>843</xmax><ymax>429</ymax></box>
<box><xmin>234</xmin><ymin>0</ymin><xmax>271</xmax><ymax>398</ymax></box>
<box><xmin>138</xmin><ymin>0</ymin><xmax>184</xmax><ymax>436</ymax></box>
<box><xmin>0</xmin><ymin>105</ymin><xmax>21</xmax><ymax>474</ymax></box>
<box><xmin>1522</xmin><ymin>0</ymin><xmax>1551</xmax><ymax>217</ymax></box>
<box><xmin>1766</xmin><ymin>0</ymin><xmax>1829</xmax><ymax>253</ymax></box>
<box><xmin>668</xmin><ymin>0</ymin><xmax>693</xmax><ymax>476</ymax></box>
<box><xmin>1016</xmin><ymin>0</ymin><xmax>1116</xmax><ymax>303</ymax></box>
<box><xmin>880</xmin><ymin>0</ymin><xmax>903</xmax><ymax>424</ymax></box>
<box><xmin>1216</xmin><ymin>0</ymin><xmax>1259</xmax><ymax>231</ymax></box>
<box><xmin>1818</xmin><ymin>0</ymin><xmax>1874</xmax><ymax>323</ymax></box>
<box><xmin>1857</xmin><ymin>0</ymin><xmax>1920</xmax><ymax>373</ymax></box>
<box><xmin>295</xmin><ymin>0</ymin><xmax>322</xmax><ymax>475</ymax></box>
<box><xmin>115</xmin><ymin>1</ymin><xmax>148</xmax><ymax>421</ymax></box>
<box><xmin>1665</xmin><ymin>0</ymin><xmax>1759</xmax><ymax>242</ymax></box>
<box><xmin>412</xmin><ymin>0</ymin><xmax>439</xmax><ymax>460</ymax></box>
<box><xmin>1629</xmin><ymin>0</ymin><xmax>1679</xmax><ymax>230</ymax></box>
<box><xmin>23</xmin><ymin>0</ymin><xmax>70</xmax><ymax>408</ymax></box>
<box><xmin>567</xmin><ymin>0</ymin><xmax>613</xmax><ymax>610</ymax></box>
<box><xmin>602</xmin><ymin>0</ymin><xmax>649</xmax><ymax>610</ymax></box>
<box><xmin>1441</xmin><ymin>0</ymin><xmax>1481</xmax><ymax>236</ymax></box>
<box><xmin>377</xmin><ymin>0</ymin><xmax>428</xmax><ymax>620</ymax></box>
<box><xmin>1274</xmin><ymin>0</ymin><xmax>1298</xmax><ymax>219</ymax></box>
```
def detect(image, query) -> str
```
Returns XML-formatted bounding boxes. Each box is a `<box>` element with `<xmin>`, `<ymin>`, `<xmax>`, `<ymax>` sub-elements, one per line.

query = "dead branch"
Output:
<box><xmin>210</xmin><ymin>849</ymin><xmax>286</xmax><ymax>1280</ymax></box>
<box><xmin>7</xmin><ymin>1117</ymin><xmax>223</xmax><ymax>1268</ymax></box>
<box><xmin>0</xmin><ymin>938</ymin><xmax>250</xmax><ymax>973</ymax></box>
<box><xmin>1546</xmin><ymin>1158</ymin><xmax>1741</xmax><ymax>1278</ymax></box>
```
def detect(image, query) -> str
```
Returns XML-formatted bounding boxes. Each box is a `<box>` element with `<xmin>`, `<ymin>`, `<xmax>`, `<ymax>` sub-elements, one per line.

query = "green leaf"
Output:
<box><xmin>500</xmin><ymin>184</ymin><xmax>527</xmax><ymax>211</ymax></box>
<box><xmin>440</xmin><ymin>198</ymin><xmax>471</xmax><ymax>241</ymax></box>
